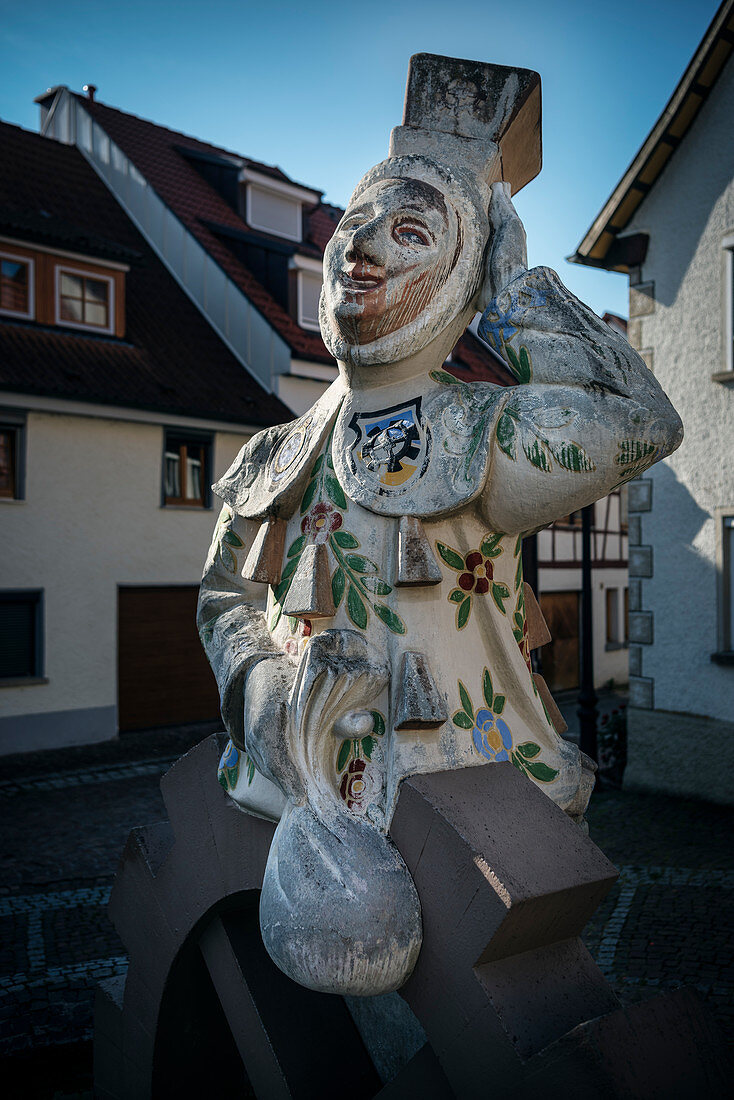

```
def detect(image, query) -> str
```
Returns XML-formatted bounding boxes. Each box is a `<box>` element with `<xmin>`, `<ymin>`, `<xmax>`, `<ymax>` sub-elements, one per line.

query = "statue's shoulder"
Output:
<box><xmin>213</xmin><ymin>379</ymin><xmax>346</xmax><ymax>519</ymax></box>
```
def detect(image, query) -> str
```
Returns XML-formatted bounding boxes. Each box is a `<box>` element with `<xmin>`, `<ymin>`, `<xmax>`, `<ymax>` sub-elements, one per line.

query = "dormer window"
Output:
<box><xmin>55</xmin><ymin>266</ymin><xmax>114</xmax><ymax>334</ymax></box>
<box><xmin>240</xmin><ymin>168</ymin><xmax>320</xmax><ymax>244</ymax></box>
<box><xmin>0</xmin><ymin>252</ymin><xmax>34</xmax><ymax>319</ymax></box>
<box><xmin>290</xmin><ymin>254</ymin><xmax>322</xmax><ymax>331</ymax></box>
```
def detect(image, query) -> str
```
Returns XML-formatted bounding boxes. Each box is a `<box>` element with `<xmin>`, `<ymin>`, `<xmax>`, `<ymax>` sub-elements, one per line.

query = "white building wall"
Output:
<box><xmin>619</xmin><ymin>54</ymin><xmax>734</xmax><ymax>801</ymax></box>
<box><xmin>0</xmin><ymin>410</ymin><xmax>247</xmax><ymax>753</ymax></box>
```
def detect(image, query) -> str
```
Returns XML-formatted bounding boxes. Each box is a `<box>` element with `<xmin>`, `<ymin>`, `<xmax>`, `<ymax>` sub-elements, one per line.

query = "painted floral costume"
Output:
<box><xmin>198</xmin><ymin>267</ymin><xmax>681</xmax><ymax>830</ymax></box>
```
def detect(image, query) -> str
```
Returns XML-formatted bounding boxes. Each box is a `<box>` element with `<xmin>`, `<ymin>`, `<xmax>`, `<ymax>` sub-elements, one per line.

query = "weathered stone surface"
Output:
<box><xmin>196</xmin><ymin>51</ymin><xmax>684</xmax><ymax>999</ymax></box>
<box><xmin>532</xmin><ymin>672</ymin><xmax>569</xmax><ymax>735</ymax></box>
<box><xmin>241</xmin><ymin>516</ymin><xmax>287</xmax><ymax>584</ymax></box>
<box><xmin>524</xmin><ymin>581</ymin><xmax>552</xmax><ymax>649</ymax></box>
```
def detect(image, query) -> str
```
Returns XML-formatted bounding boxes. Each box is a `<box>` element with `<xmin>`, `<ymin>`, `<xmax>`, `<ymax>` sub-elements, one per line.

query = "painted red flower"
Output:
<box><xmin>458</xmin><ymin>551</ymin><xmax>494</xmax><ymax>594</ymax></box>
<box><xmin>301</xmin><ymin>501</ymin><xmax>342</xmax><ymax>543</ymax></box>
<box><xmin>339</xmin><ymin>757</ymin><xmax>369</xmax><ymax>810</ymax></box>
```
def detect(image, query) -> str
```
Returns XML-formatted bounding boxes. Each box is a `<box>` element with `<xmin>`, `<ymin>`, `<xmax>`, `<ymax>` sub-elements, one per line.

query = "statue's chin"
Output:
<box><xmin>320</xmin><ymin>296</ymin><xmax>459</xmax><ymax>371</ymax></box>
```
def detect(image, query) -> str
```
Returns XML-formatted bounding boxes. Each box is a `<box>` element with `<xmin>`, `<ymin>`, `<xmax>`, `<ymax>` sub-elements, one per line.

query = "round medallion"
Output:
<box><xmin>270</xmin><ymin>418</ymin><xmax>312</xmax><ymax>482</ymax></box>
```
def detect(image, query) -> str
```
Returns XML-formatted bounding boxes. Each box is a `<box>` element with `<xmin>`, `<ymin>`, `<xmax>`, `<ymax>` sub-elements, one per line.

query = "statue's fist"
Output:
<box><xmin>478</xmin><ymin>182</ymin><xmax>528</xmax><ymax>308</ymax></box>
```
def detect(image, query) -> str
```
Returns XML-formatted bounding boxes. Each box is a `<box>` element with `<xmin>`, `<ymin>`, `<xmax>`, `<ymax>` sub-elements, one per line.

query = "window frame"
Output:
<box><xmin>246</xmin><ymin>183</ymin><xmax>302</xmax><ymax>242</ymax></box>
<box><xmin>162</xmin><ymin>430</ymin><xmax>213</xmax><ymax>509</ymax></box>
<box><xmin>54</xmin><ymin>263</ymin><xmax>115</xmax><ymax>335</ymax></box>
<box><xmin>0</xmin><ymin>589</ymin><xmax>44</xmax><ymax>685</ymax></box>
<box><xmin>0</xmin><ymin>250</ymin><xmax>35</xmax><ymax>320</ymax></box>
<box><xmin>714</xmin><ymin>509</ymin><xmax>734</xmax><ymax>660</ymax></box>
<box><xmin>0</xmin><ymin>408</ymin><xmax>26</xmax><ymax>501</ymax></box>
<box><xmin>723</xmin><ymin>234</ymin><xmax>734</xmax><ymax>375</ymax></box>
<box><xmin>297</xmin><ymin>267</ymin><xmax>322</xmax><ymax>331</ymax></box>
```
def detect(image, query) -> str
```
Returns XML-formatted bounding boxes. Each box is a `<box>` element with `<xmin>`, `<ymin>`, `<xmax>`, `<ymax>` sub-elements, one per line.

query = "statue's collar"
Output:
<box><xmin>215</xmin><ymin>372</ymin><xmax>505</xmax><ymax>522</ymax></box>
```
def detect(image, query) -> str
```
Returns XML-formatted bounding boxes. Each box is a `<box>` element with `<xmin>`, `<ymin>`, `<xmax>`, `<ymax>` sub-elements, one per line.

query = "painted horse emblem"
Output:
<box><xmin>349</xmin><ymin>398</ymin><xmax>430</xmax><ymax>490</ymax></box>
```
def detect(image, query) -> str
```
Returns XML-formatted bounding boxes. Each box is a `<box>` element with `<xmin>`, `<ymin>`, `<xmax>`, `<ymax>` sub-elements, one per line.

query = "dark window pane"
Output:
<box><xmin>0</xmin><ymin>596</ymin><xmax>39</xmax><ymax>678</ymax></box>
<box><xmin>86</xmin><ymin>279</ymin><xmax>107</xmax><ymax>304</ymax></box>
<box><xmin>1</xmin><ymin>258</ymin><xmax>29</xmax><ymax>312</ymax></box>
<box><xmin>60</xmin><ymin>297</ymin><xmax>83</xmax><ymax>322</ymax></box>
<box><xmin>185</xmin><ymin>452</ymin><xmax>202</xmax><ymax>500</ymax></box>
<box><xmin>164</xmin><ymin>451</ymin><xmax>181</xmax><ymax>498</ymax></box>
<box><xmin>0</xmin><ymin>429</ymin><xmax>16</xmax><ymax>497</ymax></box>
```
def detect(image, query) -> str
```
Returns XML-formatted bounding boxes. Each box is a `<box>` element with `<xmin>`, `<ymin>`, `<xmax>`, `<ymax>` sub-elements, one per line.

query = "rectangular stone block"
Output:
<box><xmin>629</xmin><ymin>676</ymin><xmax>654</xmax><ymax>709</ymax></box>
<box><xmin>628</xmin><ymin>645</ymin><xmax>642</xmax><ymax>677</ymax></box>
<box><xmin>628</xmin><ymin>479</ymin><xmax>652</xmax><ymax>512</ymax></box>
<box><xmin>628</xmin><ymin>579</ymin><xmax>642</xmax><ymax>611</ymax></box>
<box><xmin>640</xmin><ymin>348</ymin><xmax>655</xmax><ymax>373</ymax></box>
<box><xmin>629</xmin><ymin>546</ymin><xmax>653</xmax><ymax>578</ymax></box>
<box><xmin>629</xmin><ymin>282</ymin><xmax>655</xmax><ymax>317</ymax></box>
<box><xmin>627</xmin><ymin>515</ymin><xmax>641</xmax><ymax>546</ymax></box>
<box><xmin>629</xmin><ymin>611</ymin><xmax>654</xmax><ymax>645</ymax></box>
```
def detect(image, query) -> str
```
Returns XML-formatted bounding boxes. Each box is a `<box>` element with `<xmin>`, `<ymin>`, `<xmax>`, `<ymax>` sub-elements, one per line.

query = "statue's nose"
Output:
<box><xmin>346</xmin><ymin>219</ymin><xmax>387</xmax><ymax>267</ymax></box>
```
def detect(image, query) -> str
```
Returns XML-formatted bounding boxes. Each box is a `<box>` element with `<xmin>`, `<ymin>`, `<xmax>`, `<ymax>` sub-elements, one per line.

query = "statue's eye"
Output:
<box><xmin>393</xmin><ymin>223</ymin><xmax>430</xmax><ymax>247</ymax></box>
<box><xmin>341</xmin><ymin>215</ymin><xmax>367</xmax><ymax>233</ymax></box>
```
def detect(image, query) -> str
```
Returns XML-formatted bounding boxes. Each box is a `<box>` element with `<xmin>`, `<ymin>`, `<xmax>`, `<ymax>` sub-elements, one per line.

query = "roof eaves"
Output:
<box><xmin>570</xmin><ymin>0</ymin><xmax>734</xmax><ymax>271</ymax></box>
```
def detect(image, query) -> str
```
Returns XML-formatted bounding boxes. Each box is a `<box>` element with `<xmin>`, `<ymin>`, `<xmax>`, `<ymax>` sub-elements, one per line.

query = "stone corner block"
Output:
<box><xmin>628</xmin><ymin>676</ymin><xmax>654</xmax><ymax>709</ymax></box>
<box><xmin>628</xmin><ymin>645</ymin><xmax>642</xmax><ymax>678</ymax></box>
<box><xmin>629</xmin><ymin>611</ymin><xmax>654</xmax><ymax>646</ymax></box>
<box><xmin>628</xmin><ymin>479</ymin><xmax>652</xmax><ymax>513</ymax></box>
<box><xmin>628</xmin><ymin>546</ymin><xmax>653</xmax><ymax>578</ymax></box>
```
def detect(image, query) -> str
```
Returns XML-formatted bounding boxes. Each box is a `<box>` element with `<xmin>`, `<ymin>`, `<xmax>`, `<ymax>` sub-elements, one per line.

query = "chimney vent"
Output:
<box><xmin>83</xmin><ymin>84</ymin><xmax>97</xmax><ymax>101</ymax></box>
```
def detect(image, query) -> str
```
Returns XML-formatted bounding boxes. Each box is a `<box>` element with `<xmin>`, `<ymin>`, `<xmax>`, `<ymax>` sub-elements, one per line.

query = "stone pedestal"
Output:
<box><xmin>94</xmin><ymin>735</ymin><xmax>728</xmax><ymax>1098</ymax></box>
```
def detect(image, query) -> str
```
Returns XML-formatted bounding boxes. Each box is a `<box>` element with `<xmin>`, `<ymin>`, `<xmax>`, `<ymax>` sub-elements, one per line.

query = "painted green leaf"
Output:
<box><xmin>220</xmin><ymin>545</ymin><xmax>236</xmax><ymax>573</ymax></box>
<box><xmin>288</xmin><ymin>616</ymin><xmax>298</xmax><ymax>634</ymax></box>
<box><xmin>272</xmin><ymin>577</ymin><xmax>290</xmax><ymax>604</ymax></box>
<box><xmin>514</xmin><ymin>553</ymin><xmax>523</xmax><ymax>592</ymax></box>
<box><xmin>518</xmin><ymin>346</ymin><xmax>532</xmax><ymax>383</ymax></box>
<box><xmin>616</xmin><ymin>439</ymin><xmax>656</xmax><ymax>467</ymax></box>
<box><xmin>512</xmin><ymin>627</ymin><xmax>523</xmax><ymax>643</ymax></box>
<box><xmin>549</xmin><ymin>440</ymin><xmax>596</xmax><ymax>473</ymax></box>
<box><xmin>300</xmin><ymin>478</ymin><xmax>318</xmax><ymax>514</ymax></box>
<box><xmin>280</xmin><ymin>556</ymin><xmax>299</xmax><ymax>583</ymax></box>
<box><xmin>325</xmin><ymin>473</ymin><xmax>347</xmax><ymax>510</ymax></box>
<box><xmin>510</xmin><ymin>751</ymin><xmax>526</xmax><ymax>773</ymax></box>
<box><xmin>326</xmin><ymin>449</ymin><xmax>334</xmax><ymax>469</ymax></box>
<box><xmin>333</xmin><ymin>530</ymin><xmax>359</xmax><ymax>549</ymax></box>
<box><xmin>246</xmin><ymin>757</ymin><xmax>256</xmax><ymax>785</ymax></box>
<box><xmin>361</xmin><ymin>735</ymin><xmax>376</xmax><ymax>760</ymax></box>
<box><xmin>287</xmin><ymin>534</ymin><xmax>307</xmax><ymax>558</ymax></box>
<box><xmin>480</xmin><ymin>532</ymin><xmax>503</xmax><ymax>558</ymax></box>
<box><xmin>436</xmin><ymin>541</ymin><xmax>465</xmax><ymax>572</ymax></box>
<box><xmin>370</xmin><ymin>711</ymin><xmax>385</xmax><ymax>737</ymax></box>
<box><xmin>482</xmin><ymin>668</ymin><xmax>493</xmax><ymax>709</ymax></box>
<box><xmin>373</xmin><ymin>602</ymin><xmax>406</xmax><ymax>634</ymax></box>
<box><xmin>491</xmin><ymin>582</ymin><xmax>510</xmax><ymax>614</ymax></box>
<box><xmin>347</xmin><ymin>584</ymin><xmax>368</xmax><ymax>629</ymax></box>
<box><xmin>452</xmin><ymin>710</ymin><xmax>473</xmax><ymax>730</ymax></box>
<box><xmin>346</xmin><ymin>554</ymin><xmax>378</xmax><ymax>574</ymax></box>
<box><xmin>429</xmin><ymin>369</ymin><xmax>466</xmax><ymax>386</ymax></box>
<box><xmin>458</xmin><ymin>680</ymin><xmax>473</xmax><ymax>720</ymax></box>
<box><xmin>269</xmin><ymin>607</ymin><xmax>282</xmax><ymax>631</ymax></box>
<box><xmin>493</xmin><ymin>694</ymin><xmax>506</xmax><ymax>715</ymax></box>
<box><xmin>222</xmin><ymin>529</ymin><xmax>243</xmax><ymax>548</ymax></box>
<box><xmin>514</xmin><ymin>611</ymin><xmax>524</xmax><ymax>630</ymax></box>
<box><xmin>310</xmin><ymin>453</ymin><xmax>324</xmax><ymax>477</ymax></box>
<box><xmin>331</xmin><ymin>566</ymin><xmax>346</xmax><ymax>609</ymax></box>
<box><xmin>496</xmin><ymin>411</ymin><xmax>516</xmax><ymax>458</ymax></box>
<box><xmin>217</xmin><ymin>770</ymin><xmax>229</xmax><ymax>791</ymax></box>
<box><xmin>360</xmin><ymin>576</ymin><xmax>392</xmax><ymax>595</ymax></box>
<box><xmin>457</xmin><ymin>596</ymin><xmax>471</xmax><ymax>630</ymax></box>
<box><xmin>449</xmin><ymin>588</ymin><xmax>465</xmax><ymax>604</ymax></box>
<box><xmin>514</xmin><ymin>534</ymin><xmax>523</xmax><ymax>557</ymax></box>
<box><xmin>523</xmin><ymin>438</ymin><xmax>552</xmax><ymax>472</ymax></box>
<box><xmin>337</xmin><ymin>739</ymin><xmax>352</xmax><ymax>772</ymax></box>
<box><xmin>524</xmin><ymin>759</ymin><xmax>559</xmax><ymax>783</ymax></box>
<box><xmin>517</xmin><ymin>741</ymin><xmax>541</xmax><ymax>759</ymax></box>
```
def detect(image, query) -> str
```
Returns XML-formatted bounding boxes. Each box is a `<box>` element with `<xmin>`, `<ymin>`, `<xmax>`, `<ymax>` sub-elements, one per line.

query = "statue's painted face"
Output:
<box><xmin>323</xmin><ymin>178</ymin><xmax>462</xmax><ymax>349</ymax></box>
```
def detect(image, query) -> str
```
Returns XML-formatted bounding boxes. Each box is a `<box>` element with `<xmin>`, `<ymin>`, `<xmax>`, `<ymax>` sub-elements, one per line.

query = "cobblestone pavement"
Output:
<box><xmin>1</xmin><ymin>725</ymin><xmax>732</xmax><ymax>1097</ymax></box>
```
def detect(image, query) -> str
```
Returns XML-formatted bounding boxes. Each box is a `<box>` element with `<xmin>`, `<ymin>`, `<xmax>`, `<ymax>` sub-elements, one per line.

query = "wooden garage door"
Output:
<box><xmin>539</xmin><ymin>591</ymin><xmax>580</xmax><ymax>693</ymax></box>
<box><xmin>118</xmin><ymin>586</ymin><xmax>220</xmax><ymax>731</ymax></box>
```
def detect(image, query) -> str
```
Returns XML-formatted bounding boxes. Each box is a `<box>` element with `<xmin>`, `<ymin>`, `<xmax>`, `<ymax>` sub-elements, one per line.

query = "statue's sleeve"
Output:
<box><xmin>197</xmin><ymin>506</ymin><xmax>281</xmax><ymax>747</ymax></box>
<box><xmin>477</xmin><ymin>266</ymin><xmax>682</xmax><ymax>535</ymax></box>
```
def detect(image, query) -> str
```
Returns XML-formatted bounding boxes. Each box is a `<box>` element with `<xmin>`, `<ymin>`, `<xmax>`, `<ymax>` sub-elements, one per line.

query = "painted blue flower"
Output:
<box><xmin>219</xmin><ymin>739</ymin><xmax>239</xmax><ymax>770</ymax></box>
<box><xmin>478</xmin><ymin>302</ymin><xmax>518</xmax><ymax>350</ymax></box>
<box><xmin>472</xmin><ymin>708</ymin><xmax>513</xmax><ymax>763</ymax></box>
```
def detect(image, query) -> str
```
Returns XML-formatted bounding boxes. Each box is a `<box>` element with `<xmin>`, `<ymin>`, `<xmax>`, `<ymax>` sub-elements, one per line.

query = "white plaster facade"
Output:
<box><xmin>616</xmin><ymin>53</ymin><xmax>734</xmax><ymax>802</ymax></box>
<box><xmin>0</xmin><ymin>400</ymin><xmax>248</xmax><ymax>753</ymax></box>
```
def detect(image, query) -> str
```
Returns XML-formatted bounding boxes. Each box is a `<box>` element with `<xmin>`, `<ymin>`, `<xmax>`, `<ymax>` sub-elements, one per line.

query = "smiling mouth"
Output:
<box><xmin>339</xmin><ymin>265</ymin><xmax>385</xmax><ymax>292</ymax></box>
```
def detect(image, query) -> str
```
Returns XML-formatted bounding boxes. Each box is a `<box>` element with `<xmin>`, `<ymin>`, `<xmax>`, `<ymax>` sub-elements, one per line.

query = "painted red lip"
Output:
<box><xmin>339</xmin><ymin>263</ymin><xmax>385</xmax><ymax>291</ymax></box>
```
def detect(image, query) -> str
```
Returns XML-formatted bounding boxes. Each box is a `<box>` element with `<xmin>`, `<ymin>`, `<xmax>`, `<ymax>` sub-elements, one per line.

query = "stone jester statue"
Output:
<box><xmin>198</xmin><ymin>56</ymin><xmax>682</xmax><ymax>997</ymax></box>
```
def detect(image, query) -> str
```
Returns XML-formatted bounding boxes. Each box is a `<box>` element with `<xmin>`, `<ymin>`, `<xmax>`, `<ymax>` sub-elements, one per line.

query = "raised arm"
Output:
<box><xmin>477</xmin><ymin>184</ymin><xmax>682</xmax><ymax>536</ymax></box>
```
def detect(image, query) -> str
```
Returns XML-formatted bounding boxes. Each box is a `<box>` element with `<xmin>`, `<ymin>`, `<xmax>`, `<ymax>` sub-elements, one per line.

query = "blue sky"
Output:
<box><xmin>0</xmin><ymin>0</ymin><xmax>720</xmax><ymax>318</ymax></box>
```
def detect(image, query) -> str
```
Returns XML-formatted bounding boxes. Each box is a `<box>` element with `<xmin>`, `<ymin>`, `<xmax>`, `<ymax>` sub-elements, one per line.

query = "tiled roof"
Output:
<box><xmin>68</xmin><ymin>93</ymin><xmax>507</xmax><ymax>381</ymax></box>
<box><xmin>0</xmin><ymin>121</ymin><xmax>291</xmax><ymax>426</ymax></box>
